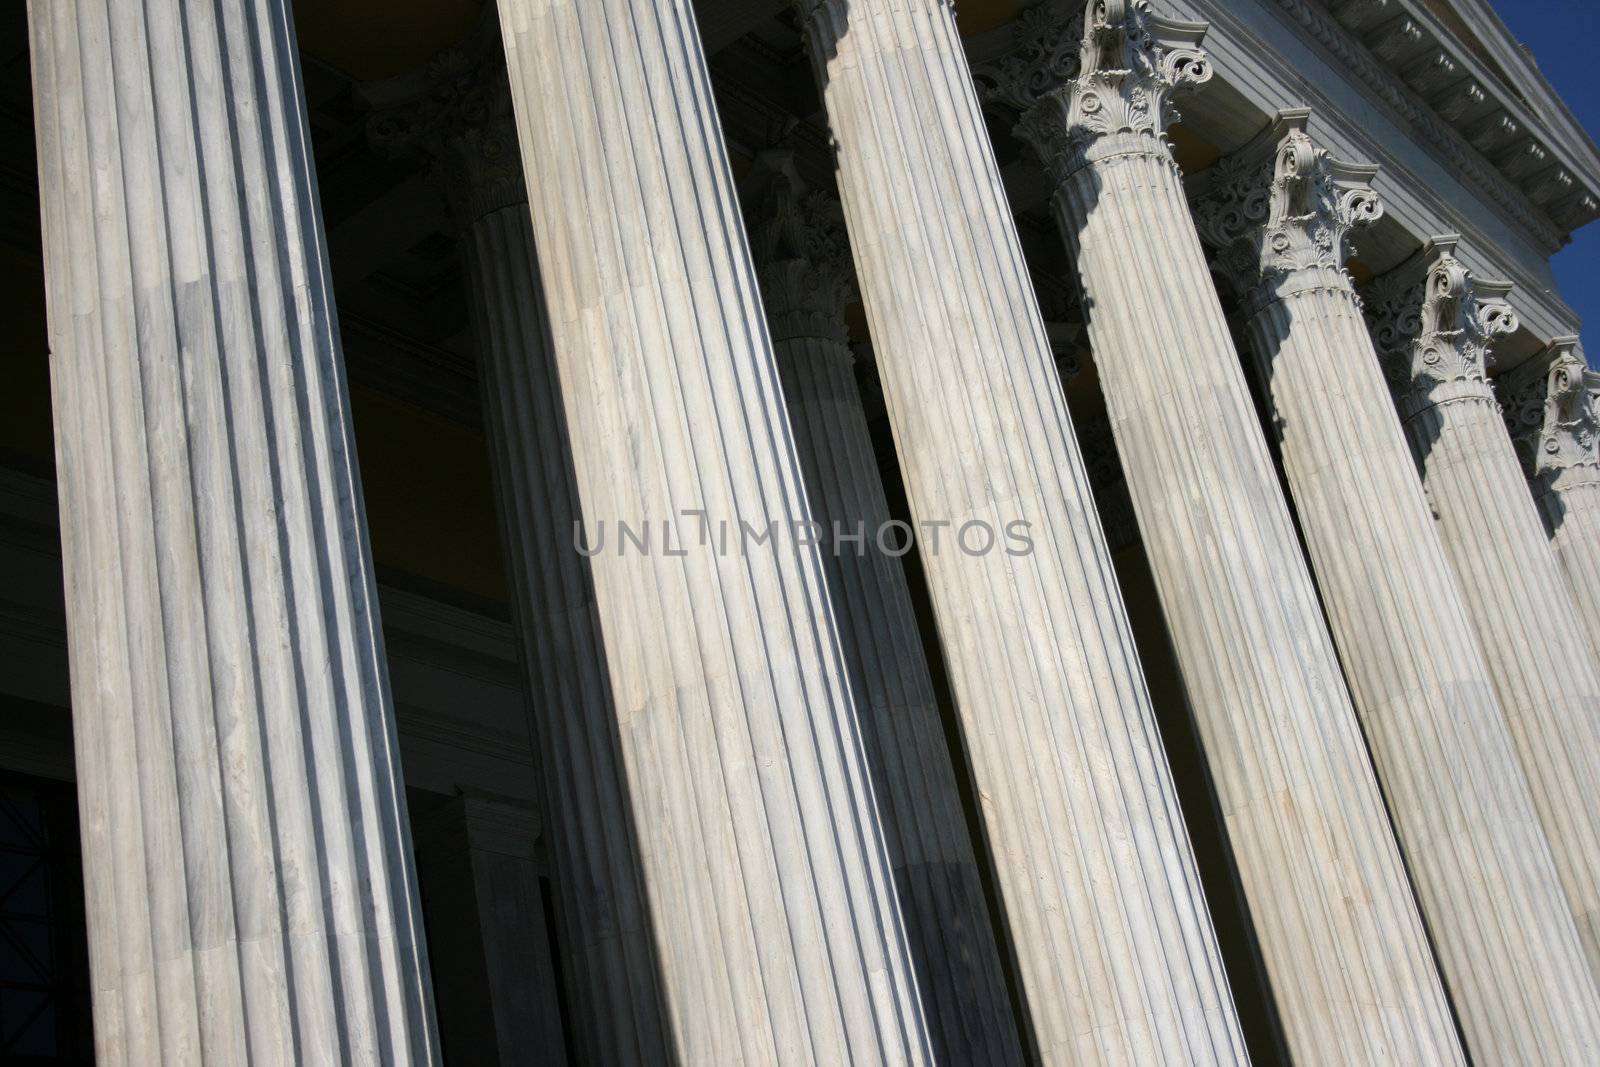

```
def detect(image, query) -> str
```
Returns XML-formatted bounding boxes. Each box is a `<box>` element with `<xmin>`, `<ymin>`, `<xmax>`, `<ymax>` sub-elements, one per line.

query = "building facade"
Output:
<box><xmin>3</xmin><ymin>0</ymin><xmax>1600</xmax><ymax>1063</ymax></box>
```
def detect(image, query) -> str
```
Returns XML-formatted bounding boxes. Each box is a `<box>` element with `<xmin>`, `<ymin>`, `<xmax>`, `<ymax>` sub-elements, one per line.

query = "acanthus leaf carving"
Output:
<box><xmin>972</xmin><ymin>2</ymin><xmax>1085</xmax><ymax>113</ymax></box>
<box><xmin>363</xmin><ymin>19</ymin><xmax>526</xmax><ymax>228</ymax></box>
<box><xmin>739</xmin><ymin>151</ymin><xmax>857</xmax><ymax>344</ymax></box>
<box><xmin>1498</xmin><ymin>338</ymin><xmax>1600</xmax><ymax>494</ymax></box>
<box><xmin>1362</xmin><ymin>235</ymin><xmax>1519</xmax><ymax>419</ymax></box>
<box><xmin>977</xmin><ymin>0</ymin><xmax>1211</xmax><ymax>183</ymax></box>
<box><xmin>1191</xmin><ymin>110</ymin><xmax>1381</xmax><ymax>314</ymax></box>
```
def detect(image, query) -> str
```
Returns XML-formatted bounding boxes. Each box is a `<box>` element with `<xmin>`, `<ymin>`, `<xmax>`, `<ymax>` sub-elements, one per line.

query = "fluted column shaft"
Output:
<box><xmin>1544</xmin><ymin>473</ymin><xmax>1600</xmax><ymax>655</ymax></box>
<box><xmin>1198</xmin><ymin>116</ymin><xmax>1600</xmax><ymax>1064</ymax></box>
<box><xmin>1008</xmin><ymin>6</ymin><xmax>1462</xmax><ymax>1063</ymax></box>
<box><xmin>1367</xmin><ymin>247</ymin><xmax>1600</xmax><ymax>977</ymax></box>
<box><xmin>741</xmin><ymin>158</ymin><xmax>1022</xmax><ymax>1065</ymax></box>
<box><xmin>365</xmin><ymin>41</ymin><xmax>674</xmax><ymax>1061</ymax></box>
<box><xmin>803</xmin><ymin>2</ymin><xmax>1246</xmax><ymax>1063</ymax></box>
<box><xmin>461</xmin><ymin>201</ymin><xmax>670</xmax><ymax>1064</ymax></box>
<box><xmin>29</xmin><ymin>0</ymin><xmax>438</xmax><ymax>1062</ymax></box>
<box><xmin>494</xmin><ymin>0</ymin><xmax>931</xmax><ymax>1062</ymax></box>
<box><xmin>1502</xmin><ymin>342</ymin><xmax>1600</xmax><ymax>657</ymax></box>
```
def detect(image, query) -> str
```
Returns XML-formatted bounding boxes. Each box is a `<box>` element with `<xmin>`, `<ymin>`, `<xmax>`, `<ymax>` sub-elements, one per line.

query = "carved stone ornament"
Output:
<box><xmin>1191</xmin><ymin>109</ymin><xmax>1382</xmax><ymax>314</ymax></box>
<box><xmin>739</xmin><ymin>151</ymin><xmax>858</xmax><ymax>344</ymax></box>
<box><xmin>1499</xmin><ymin>338</ymin><xmax>1600</xmax><ymax>493</ymax></box>
<box><xmin>363</xmin><ymin>19</ymin><xmax>526</xmax><ymax>227</ymax></box>
<box><xmin>1363</xmin><ymin>235</ymin><xmax>1519</xmax><ymax>419</ymax></box>
<box><xmin>975</xmin><ymin>0</ymin><xmax>1210</xmax><ymax>182</ymax></box>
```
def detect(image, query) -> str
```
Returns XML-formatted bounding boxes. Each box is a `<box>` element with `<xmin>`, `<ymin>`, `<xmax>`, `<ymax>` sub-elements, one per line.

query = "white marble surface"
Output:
<box><xmin>462</xmin><ymin>199</ymin><xmax>674</xmax><ymax>1064</ymax></box>
<box><xmin>495</xmin><ymin>0</ymin><xmax>933</xmax><ymax>1060</ymax></box>
<box><xmin>1368</xmin><ymin>240</ymin><xmax>1600</xmax><ymax>982</ymax></box>
<box><xmin>740</xmin><ymin>154</ymin><xmax>1023</xmax><ymax>1065</ymax></box>
<box><xmin>1501</xmin><ymin>341</ymin><xmax>1600</xmax><ymax>658</ymax></box>
<box><xmin>1200</xmin><ymin>113</ymin><xmax>1600</xmax><ymax>1064</ymax></box>
<box><xmin>805</xmin><ymin>1</ymin><xmax>1246</xmax><ymax>1062</ymax></box>
<box><xmin>1017</xmin><ymin>4</ymin><xmax>1465</xmax><ymax>1062</ymax></box>
<box><xmin>30</xmin><ymin>0</ymin><xmax>439</xmax><ymax>1061</ymax></box>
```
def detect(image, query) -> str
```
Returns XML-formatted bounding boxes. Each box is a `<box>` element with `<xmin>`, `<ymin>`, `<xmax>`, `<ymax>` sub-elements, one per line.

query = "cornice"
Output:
<box><xmin>1124</xmin><ymin>0</ymin><xmax>1587</xmax><ymax>346</ymax></box>
<box><xmin>1324</xmin><ymin>0</ymin><xmax>1600</xmax><ymax>219</ymax></box>
<box><xmin>1247</xmin><ymin>0</ymin><xmax>1596</xmax><ymax>248</ymax></box>
<box><xmin>1446</xmin><ymin>0</ymin><xmax>1600</xmax><ymax>169</ymax></box>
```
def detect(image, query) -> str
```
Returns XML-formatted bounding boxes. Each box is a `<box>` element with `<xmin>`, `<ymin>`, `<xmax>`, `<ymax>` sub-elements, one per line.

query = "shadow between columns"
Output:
<box><xmin>860</xmin><ymin>387</ymin><xmax>1045</xmax><ymax>1067</ymax></box>
<box><xmin>1049</xmin><ymin>172</ymin><xmax>1292</xmax><ymax>1064</ymax></box>
<box><xmin>1215</xmin><ymin>266</ymin><xmax>1466</xmax><ymax>1063</ymax></box>
<box><xmin>467</xmin><ymin>225</ymin><xmax>678</xmax><ymax>1067</ymax></box>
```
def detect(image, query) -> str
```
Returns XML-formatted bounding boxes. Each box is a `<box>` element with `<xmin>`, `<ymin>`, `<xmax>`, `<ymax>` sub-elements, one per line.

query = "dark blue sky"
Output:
<box><xmin>1489</xmin><ymin>0</ymin><xmax>1599</xmax><ymax>362</ymax></box>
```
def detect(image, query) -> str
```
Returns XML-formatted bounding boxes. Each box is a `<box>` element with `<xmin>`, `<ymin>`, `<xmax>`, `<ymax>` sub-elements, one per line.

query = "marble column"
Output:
<box><xmin>1194</xmin><ymin>111</ymin><xmax>1600</xmax><ymax>1064</ymax></box>
<box><xmin>739</xmin><ymin>154</ymin><xmax>1023</xmax><ymax>1065</ymax></box>
<box><xmin>494</xmin><ymin>0</ymin><xmax>932</xmax><ymax>1061</ymax></box>
<box><xmin>1366</xmin><ymin>238</ymin><xmax>1600</xmax><ymax>977</ymax></box>
<box><xmin>28</xmin><ymin>0</ymin><xmax>439</xmax><ymax>1062</ymax></box>
<box><xmin>1501</xmin><ymin>338</ymin><xmax>1600</xmax><ymax>656</ymax></box>
<box><xmin>983</xmin><ymin>4</ymin><xmax>1465</xmax><ymax>1062</ymax></box>
<box><xmin>412</xmin><ymin>792</ymin><xmax>568</xmax><ymax>1065</ymax></box>
<box><xmin>802</xmin><ymin>2</ymin><xmax>1247</xmax><ymax>1063</ymax></box>
<box><xmin>366</xmin><ymin>40</ymin><xmax>672</xmax><ymax>1063</ymax></box>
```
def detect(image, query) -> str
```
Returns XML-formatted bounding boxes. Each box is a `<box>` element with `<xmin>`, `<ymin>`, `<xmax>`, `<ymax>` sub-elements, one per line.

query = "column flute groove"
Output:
<box><xmin>980</xmin><ymin>4</ymin><xmax>1464</xmax><ymax>1063</ymax></box>
<box><xmin>803</xmin><ymin>1</ymin><xmax>1248</xmax><ymax>1063</ymax></box>
<box><xmin>29</xmin><ymin>0</ymin><xmax>440</xmax><ymax>1061</ymax></box>
<box><xmin>493</xmin><ymin>0</ymin><xmax>933</xmax><ymax>1061</ymax></box>
<box><xmin>740</xmin><ymin>153</ymin><xmax>1024</xmax><ymax>1065</ymax></box>
<box><xmin>1193</xmin><ymin>111</ymin><xmax>1600</xmax><ymax>1065</ymax></box>
<box><xmin>367</xmin><ymin>42</ymin><xmax>673</xmax><ymax>1061</ymax></box>
<box><xmin>1366</xmin><ymin>239</ymin><xmax>1600</xmax><ymax>979</ymax></box>
<box><xmin>1501</xmin><ymin>339</ymin><xmax>1600</xmax><ymax>657</ymax></box>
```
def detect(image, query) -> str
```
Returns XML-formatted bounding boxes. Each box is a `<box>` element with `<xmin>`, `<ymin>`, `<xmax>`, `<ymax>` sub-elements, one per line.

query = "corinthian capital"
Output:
<box><xmin>362</xmin><ymin>19</ymin><xmax>525</xmax><ymax>228</ymax></box>
<box><xmin>976</xmin><ymin>0</ymin><xmax>1210</xmax><ymax>182</ymax></box>
<box><xmin>1499</xmin><ymin>338</ymin><xmax>1600</xmax><ymax>493</ymax></box>
<box><xmin>739</xmin><ymin>152</ymin><xmax>857</xmax><ymax>343</ymax></box>
<box><xmin>1363</xmin><ymin>236</ymin><xmax>1519</xmax><ymax>418</ymax></box>
<box><xmin>1191</xmin><ymin>109</ymin><xmax>1382</xmax><ymax>312</ymax></box>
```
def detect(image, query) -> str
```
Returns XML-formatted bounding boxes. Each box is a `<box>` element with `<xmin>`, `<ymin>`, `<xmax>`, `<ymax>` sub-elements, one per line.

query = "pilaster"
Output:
<box><xmin>1194</xmin><ymin>112</ymin><xmax>1600</xmax><ymax>1064</ymax></box>
<box><xmin>28</xmin><ymin>0</ymin><xmax>439</xmax><ymax>1061</ymax></box>
<box><xmin>1500</xmin><ymin>339</ymin><xmax>1600</xmax><ymax>656</ymax></box>
<box><xmin>803</xmin><ymin>1</ymin><xmax>1246</xmax><ymax>1061</ymax></box>
<box><xmin>1366</xmin><ymin>238</ymin><xmax>1600</xmax><ymax>979</ymax></box>
<box><xmin>985</xmin><ymin>3</ymin><xmax>1466</xmax><ymax>1062</ymax></box>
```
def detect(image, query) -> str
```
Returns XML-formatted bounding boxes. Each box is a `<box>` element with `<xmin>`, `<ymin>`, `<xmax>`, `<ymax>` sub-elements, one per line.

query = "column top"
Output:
<box><xmin>1192</xmin><ymin>108</ymin><xmax>1382</xmax><ymax>313</ymax></box>
<box><xmin>363</xmin><ymin>16</ymin><xmax>527</xmax><ymax>227</ymax></box>
<box><xmin>1499</xmin><ymin>337</ymin><xmax>1600</xmax><ymax>493</ymax></box>
<box><xmin>739</xmin><ymin>151</ymin><xmax>857</xmax><ymax>345</ymax></box>
<box><xmin>976</xmin><ymin>0</ymin><xmax>1211</xmax><ymax>180</ymax></box>
<box><xmin>1364</xmin><ymin>235</ymin><xmax>1520</xmax><ymax>419</ymax></box>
